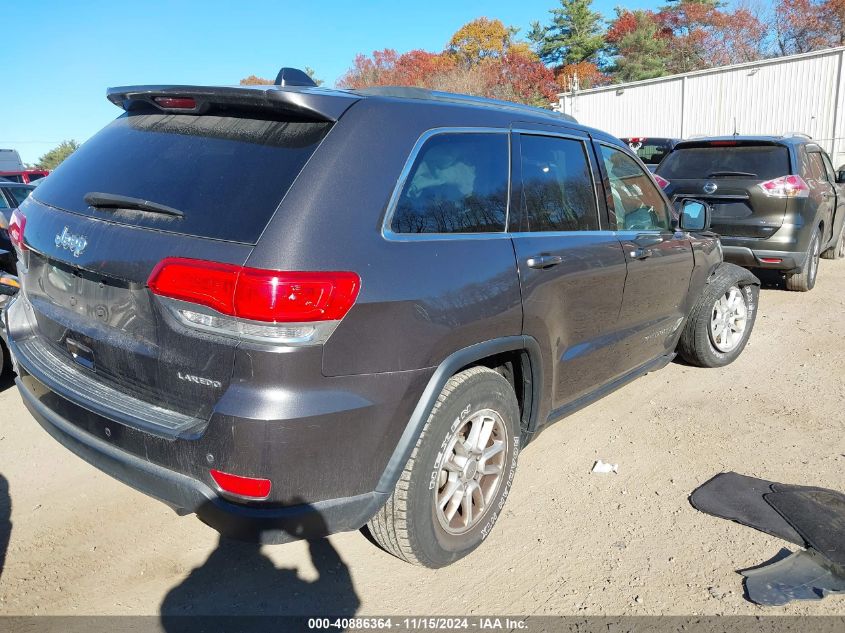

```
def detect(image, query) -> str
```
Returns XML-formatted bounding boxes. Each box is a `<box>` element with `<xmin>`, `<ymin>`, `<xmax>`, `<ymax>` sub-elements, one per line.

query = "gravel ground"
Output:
<box><xmin>0</xmin><ymin>259</ymin><xmax>843</xmax><ymax>618</ymax></box>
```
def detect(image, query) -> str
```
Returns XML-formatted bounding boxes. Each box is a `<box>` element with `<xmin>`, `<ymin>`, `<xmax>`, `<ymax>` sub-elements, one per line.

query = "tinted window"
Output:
<box><xmin>601</xmin><ymin>145</ymin><xmax>670</xmax><ymax>231</ymax></box>
<box><xmin>659</xmin><ymin>145</ymin><xmax>789</xmax><ymax>180</ymax></box>
<box><xmin>0</xmin><ymin>175</ymin><xmax>23</xmax><ymax>183</ymax></box>
<box><xmin>33</xmin><ymin>113</ymin><xmax>332</xmax><ymax>243</ymax></box>
<box><xmin>519</xmin><ymin>135</ymin><xmax>598</xmax><ymax>232</ymax></box>
<box><xmin>8</xmin><ymin>186</ymin><xmax>34</xmax><ymax>207</ymax></box>
<box><xmin>624</xmin><ymin>138</ymin><xmax>673</xmax><ymax>165</ymax></box>
<box><xmin>26</xmin><ymin>173</ymin><xmax>45</xmax><ymax>182</ymax></box>
<box><xmin>0</xmin><ymin>191</ymin><xmax>9</xmax><ymax>209</ymax></box>
<box><xmin>391</xmin><ymin>133</ymin><xmax>508</xmax><ymax>234</ymax></box>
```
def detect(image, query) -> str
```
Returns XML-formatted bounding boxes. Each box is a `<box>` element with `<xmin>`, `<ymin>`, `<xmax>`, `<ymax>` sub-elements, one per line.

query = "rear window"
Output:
<box><xmin>659</xmin><ymin>144</ymin><xmax>790</xmax><ymax>181</ymax></box>
<box><xmin>33</xmin><ymin>112</ymin><xmax>331</xmax><ymax>243</ymax></box>
<box><xmin>624</xmin><ymin>139</ymin><xmax>673</xmax><ymax>165</ymax></box>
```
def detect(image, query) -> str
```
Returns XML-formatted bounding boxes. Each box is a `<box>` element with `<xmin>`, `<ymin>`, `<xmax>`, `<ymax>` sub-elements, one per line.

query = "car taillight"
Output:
<box><xmin>758</xmin><ymin>175</ymin><xmax>809</xmax><ymax>198</ymax></box>
<box><xmin>153</xmin><ymin>96</ymin><xmax>197</xmax><ymax>110</ymax></box>
<box><xmin>210</xmin><ymin>469</ymin><xmax>272</xmax><ymax>500</ymax></box>
<box><xmin>653</xmin><ymin>174</ymin><xmax>670</xmax><ymax>189</ymax></box>
<box><xmin>147</xmin><ymin>257</ymin><xmax>360</xmax><ymax>345</ymax></box>
<box><xmin>8</xmin><ymin>210</ymin><xmax>26</xmax><ymax>251</ymax></box>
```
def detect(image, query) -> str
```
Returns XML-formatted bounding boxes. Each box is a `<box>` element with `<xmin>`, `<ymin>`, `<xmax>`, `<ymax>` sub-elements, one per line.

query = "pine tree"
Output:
<box><xmin>531</xmin><ymin>0</ymin><xmax>605</xmax><ymax>66</ymax></box>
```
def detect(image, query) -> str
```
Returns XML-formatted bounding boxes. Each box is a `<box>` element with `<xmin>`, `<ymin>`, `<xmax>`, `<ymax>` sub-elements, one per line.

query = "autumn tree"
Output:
<box><xmin>606</xmin><ymin>9</ymin><xmax>670</xmax><ymax>82</ymax></box>
<box><xmin>774</xmin><ymin>0</ymin><xmax>845</xmax><ymax>55</ymax></box>
<box><xmin>36</xmin><ymin>140</ymin><xmax>79</xmax><ymax>170</ymax></box>
<box><xmin>447</xmin><ymin>17</ymin><xmax>516</xmax><ymax>65</ymax></box>
<box><xmin>338</xmin><ymin>19</ymin><xmax>559</xmax><ymax>106</ymax></box>
<box><xmin>528</xmin><ymin>0</ymin><xmax>605</xmax><ymax>66</ymax></box>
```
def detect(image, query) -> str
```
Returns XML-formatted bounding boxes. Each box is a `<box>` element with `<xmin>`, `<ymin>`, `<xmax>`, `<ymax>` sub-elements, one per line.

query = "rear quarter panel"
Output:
<box><xmin>246</xmin><ymin>100</ymin><xmax>525</xmax><ymax>376</ymax></box>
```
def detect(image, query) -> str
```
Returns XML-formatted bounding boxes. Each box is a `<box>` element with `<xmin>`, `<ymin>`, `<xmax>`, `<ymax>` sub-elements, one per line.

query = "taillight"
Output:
<box><xmin>210</xmin><ymin>469</ymin><xmax>272</xmax><ymax>500</ymax></box>
<box><xmin>147</xmin><ymin>258</ymin><xmax>360</xmax><ymax>345</ymax></box>
<box><xmin>653</xmin><ymin>174</ymin><xmax>670</xmax><ymax>189</ymax></box>
<box><xmin>758</xmin><ymin>175</ymin><xmax>809</xmax><ymax>198</ymax></box>
<box><xmin>153</xmin><ymin>96</ymin><xmax>197</xmax><ymax>110</ymax></box>
<box><xmin>8</xmin><ymin>209</ymin><xmax>26</xmax><ymax>251</ymax></box>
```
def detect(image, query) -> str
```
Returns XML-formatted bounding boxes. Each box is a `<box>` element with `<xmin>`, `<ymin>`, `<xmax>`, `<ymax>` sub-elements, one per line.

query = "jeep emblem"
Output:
<box><xmin>55</xmin><ymin>227</ymin><xmax>88</xmax><ymax>258</ymax></box>
<box><xmin>703</xmin><ymin>181</ymin><xmax>718</xmax><ymax>194</ymax></box>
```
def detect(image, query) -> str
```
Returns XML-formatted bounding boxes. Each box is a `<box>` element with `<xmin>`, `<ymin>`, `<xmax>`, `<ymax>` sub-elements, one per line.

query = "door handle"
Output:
<box><xmin>526</xmin><ymin>254</ymin><xmax>564</xmax><ymax>269</ymax></box>
<box><xmin>629</xmin><ymin>247</ymin><xmax>653</xmax><ymax>259</ymax></box>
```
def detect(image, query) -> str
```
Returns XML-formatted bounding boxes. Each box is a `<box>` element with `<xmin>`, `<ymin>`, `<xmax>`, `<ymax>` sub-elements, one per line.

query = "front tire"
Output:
<box><xmin>678</xmin><ymin>264</ymin><xmax>759</xmax><ymax>368</ymax></box>
<box><xmin>785</xmin><ymin>228</ymin><xmax>821</xmax><ymax>291</ymax></box>
<box><xmin>368</xmin><ymin>366</ymin><xmax>520</xmax><ymax>568</ymax></box>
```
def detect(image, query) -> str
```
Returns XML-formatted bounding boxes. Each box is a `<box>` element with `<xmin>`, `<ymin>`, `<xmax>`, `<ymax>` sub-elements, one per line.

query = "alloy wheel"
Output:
<box><xmin>433</xmin><ymin>408</ymin><xmax>508</xmax><ymax>535</ymax></box>
<box><xmin>710</xmin><ymin>285</ymin><xmax>748</xmax><ymax>353</ymax></box>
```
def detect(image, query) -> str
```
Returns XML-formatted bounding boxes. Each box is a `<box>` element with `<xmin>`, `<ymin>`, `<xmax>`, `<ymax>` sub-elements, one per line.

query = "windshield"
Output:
<box><xmin>659</xmin><ymin>145</ymin><xmax>790</xmax><ymax>180</ymax></box>
<box><xmin>33</xmin><ymin>112</ymin><xmax>332</xmax><ymax>243</ymax></box>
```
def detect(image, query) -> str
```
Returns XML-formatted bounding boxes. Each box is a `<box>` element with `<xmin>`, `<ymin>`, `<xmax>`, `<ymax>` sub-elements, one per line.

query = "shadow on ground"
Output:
<box><xmin>160</xmin><ymin>500</ymin><xmax>360</xmax><ymax>632</ymax></box>
<box><xmin>0</xmin><ymin>474</ymin><xmax>10</xmax><ymax>582</ymax></box>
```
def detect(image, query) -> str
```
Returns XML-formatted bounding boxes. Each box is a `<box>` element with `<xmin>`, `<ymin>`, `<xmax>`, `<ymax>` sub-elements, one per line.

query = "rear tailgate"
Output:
<box><xmin>659</xmin><ymin>143</ymin><xmax>791</xmax><ymax>238</ymax></box>
<box><xmin>12</xmin><ymin>103</ymin><xmax>333</xmax><ymax>427</ymax></box>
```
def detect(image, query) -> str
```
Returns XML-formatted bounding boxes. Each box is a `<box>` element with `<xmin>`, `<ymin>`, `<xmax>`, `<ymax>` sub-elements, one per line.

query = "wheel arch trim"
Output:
<box><xmin>375</xmin><ymin>335</ymin><xmax>543</xmax><ymax>494</ymax></box>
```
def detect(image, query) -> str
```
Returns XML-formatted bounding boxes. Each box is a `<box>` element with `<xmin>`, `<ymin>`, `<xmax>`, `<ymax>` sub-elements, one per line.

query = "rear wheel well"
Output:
<box><xmin>458</xmin><ymin>350</ymin><xmax>533</xmax><ymax>437</ymax></box>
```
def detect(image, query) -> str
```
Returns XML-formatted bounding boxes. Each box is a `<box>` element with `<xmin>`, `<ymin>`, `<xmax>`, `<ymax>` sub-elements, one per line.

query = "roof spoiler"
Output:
<box><xmin>106</xmin><ymin>84</ymin><xmax>358</xmax><ymax>122</ymax></box>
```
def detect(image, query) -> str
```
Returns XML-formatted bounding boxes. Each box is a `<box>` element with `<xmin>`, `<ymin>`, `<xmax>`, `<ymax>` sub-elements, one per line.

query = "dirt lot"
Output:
<box><xmin>0</xmin><ymin>260</ymin><xmax>843</xmax><ymax>618</ymax></box>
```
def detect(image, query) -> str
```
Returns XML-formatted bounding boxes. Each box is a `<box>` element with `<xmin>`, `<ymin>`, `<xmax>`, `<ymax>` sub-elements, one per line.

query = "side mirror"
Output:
<box><xmin>678</xmin><ymin>198</ymin><xmax>710</xmax><ymax>232</ymax></box>
<box><xmin>836</xmin><ymin>170</ymin><xmax>845</xmax><ymax>184</ymax></box>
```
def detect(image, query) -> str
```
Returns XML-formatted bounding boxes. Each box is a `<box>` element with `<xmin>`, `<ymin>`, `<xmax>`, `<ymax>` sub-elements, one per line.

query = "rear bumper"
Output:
<box><xmin>15</xmin><ymin>371</ymin><xmax>387</xmax><ymax>544</ymax></box>
<box><xmin>721</xmin><ymin>245</ymin><xmax>805</xmax><ymax>272</ymax></box>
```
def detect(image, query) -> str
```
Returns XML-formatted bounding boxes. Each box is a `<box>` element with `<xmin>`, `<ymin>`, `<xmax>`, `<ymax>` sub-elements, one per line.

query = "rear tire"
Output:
<box><xmin>821</xmin><ymin>223</ymin><xmax>845</xmax><ymax>260</ymax></box>
<box><xmin>785</xmin><ymin>228</ymin><xmax>821</xmax><ymax>291</ymax></box>
<box><xmin>678</xmin><ymin>263</ymin><xmax>759</xmax><ymax>368</ymax></box>
<box><xmin>368</xmin><ymin>366</ymin><xmax>520</xmax><ymax>568</ymax></box>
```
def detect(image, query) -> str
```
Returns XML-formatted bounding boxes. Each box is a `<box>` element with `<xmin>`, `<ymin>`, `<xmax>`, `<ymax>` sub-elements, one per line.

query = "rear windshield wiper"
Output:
<box><xmin>84</xmin><ymin>192</ymin><xmax>184</xmax><ymax>218</ymax></box>
<box><xmin>706</xmin><ymin>171</ymin><xmax>758</xmax><ymax>178</ymax></box>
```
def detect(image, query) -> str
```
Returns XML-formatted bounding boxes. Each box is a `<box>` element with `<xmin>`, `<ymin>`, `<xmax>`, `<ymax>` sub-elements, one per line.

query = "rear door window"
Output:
<box><xmin>32</xmin><ymin>112</ymin><xmax>332</xmax><ymax>244</ymax></box>
<box><xmin>518</xmin><ymin>134</ymin><xmax>598</xmax><ymax>232</ymax></box>
<box><xmin>390</xmin><ymin>132</ymin><xmax>508</xmax><ymax>234</ymax></box>
<box><xmin>659</xmin><ymin>145</ymin><xmax>790</xmax><ymax>181</ymax></box>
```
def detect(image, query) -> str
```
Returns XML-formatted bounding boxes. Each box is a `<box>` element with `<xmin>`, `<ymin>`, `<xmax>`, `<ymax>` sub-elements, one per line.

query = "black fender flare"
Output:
<box><xmin>374</xmin><ymin>335</ymin><xmax>543</xmax><ymax>495</ymax></box>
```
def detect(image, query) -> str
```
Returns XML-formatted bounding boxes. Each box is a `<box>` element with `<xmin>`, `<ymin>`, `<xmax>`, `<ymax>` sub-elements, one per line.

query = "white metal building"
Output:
<box><xmin>556</xmin><ymin>46</ymin><xmax>845</xmax><ymax>167</ymax></box>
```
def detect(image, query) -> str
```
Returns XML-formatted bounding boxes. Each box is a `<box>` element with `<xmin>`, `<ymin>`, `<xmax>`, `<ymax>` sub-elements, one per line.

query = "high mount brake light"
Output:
<box><xmin>210</xmin><ymin>469</ymin><xmax>272</xmax><ymax>500</ymax></box>
<box><xmin>708</xmin><ymin>141</ymin><xmax>739</xmax><ymax>146</ymax></box>
<box><xmin>653</xmin><ymin>174</ymin><xmax>670</xmax><ymax>189</ymax></box>
<box><xmin>147</xmin><ymin>258</ymin><xmax>360</xmax><ymax>345</ymax></box>
<box><xmin>8</xmin><ymin>210</ymin><xmax>27</xmax><ymax>252</ymax></box>
<box><xmin>758</xmin><ymin>175</ymin><xmax>810</xmax><ymax>198</ymax></box>
<box><xmin>153</xmin><ymin>96</ymin><xmax>197</xmax><ymax>110</ymax></box>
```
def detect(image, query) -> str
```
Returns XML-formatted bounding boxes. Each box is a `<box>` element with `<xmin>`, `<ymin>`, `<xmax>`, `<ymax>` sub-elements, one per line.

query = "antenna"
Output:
<box><xmin>274</xmin><ymin>67</ymin><xmax>317</xmax><ymax>88</ymax></box>
<box><xmin>733</xmin><ymin>117</ymin><xmax>738</xmax><ymax>137</ymax></box>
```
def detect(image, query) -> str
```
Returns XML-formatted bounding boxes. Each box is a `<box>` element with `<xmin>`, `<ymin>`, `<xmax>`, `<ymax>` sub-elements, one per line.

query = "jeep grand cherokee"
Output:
<box><xmin>4</xmin><ymin>73</ymin><xmax>759</xmax><ymax>568</ymax></box>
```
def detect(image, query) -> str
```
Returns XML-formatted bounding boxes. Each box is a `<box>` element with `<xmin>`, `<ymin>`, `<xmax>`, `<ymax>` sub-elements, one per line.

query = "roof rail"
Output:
<box><xmin>274</xmin><ymin>67</ymin><xmax>317</xmax><ymax>88</ymax></box>
<box><xmin>782</xmin><ymin>132</ymin><xmax>812</xmax><ymax>139</ymax></box>
<box><xmin>354</xmin><ymin>86</ymin><xmax>576</xmax><ymax>122</ymax></box>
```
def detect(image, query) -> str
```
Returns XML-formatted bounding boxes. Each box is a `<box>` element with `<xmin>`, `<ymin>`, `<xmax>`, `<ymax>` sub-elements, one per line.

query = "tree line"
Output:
<box><xmin>330</xmin><ymin>0</ymin><xmax>845</xmax><ymax>105</ymax></box>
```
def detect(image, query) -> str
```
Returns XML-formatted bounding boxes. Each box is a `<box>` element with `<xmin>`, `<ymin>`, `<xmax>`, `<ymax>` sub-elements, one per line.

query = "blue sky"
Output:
<box><xmin>2</xmin><ymin>0</ymin><xmax>656</xmax><ymax>164</ymax></box>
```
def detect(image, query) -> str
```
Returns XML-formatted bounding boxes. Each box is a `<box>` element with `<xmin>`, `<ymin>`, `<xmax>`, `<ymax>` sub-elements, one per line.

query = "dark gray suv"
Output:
<box><xmin>4</xmin><ymin>75</ymin><xmax>759</xmax><ymax>568</ymax></box>
<box><xmin>657</xmin><ymin>136</ymin><xmax>845</xmax><ymax>291</ymax></box>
